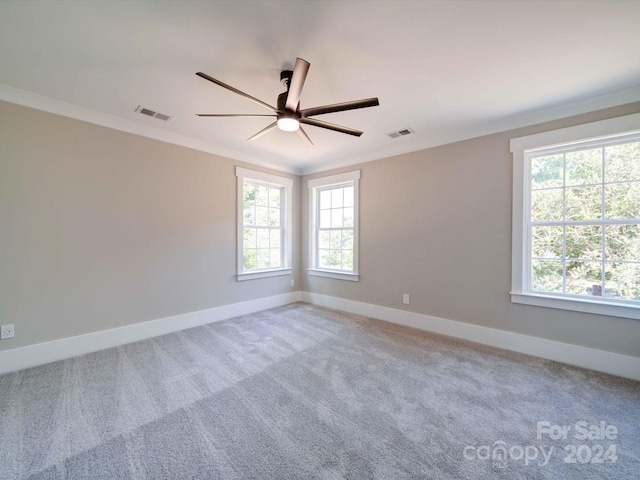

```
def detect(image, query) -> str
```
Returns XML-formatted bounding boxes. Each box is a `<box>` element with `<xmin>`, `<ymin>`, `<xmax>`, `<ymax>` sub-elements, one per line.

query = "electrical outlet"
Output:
<box><xmin>402</xmin><ymin>294</ymin><xmax>410</xmax><ymax>305</ymax></box>
<box><xmin>290</xmin><ymin>279</ymin><xmax>295</xmax><ymax>287</ymax></box>
<box><xmin>1</xmin><ymin>324</ymin><xmax>15</xmax><ymax>340</ymax></box>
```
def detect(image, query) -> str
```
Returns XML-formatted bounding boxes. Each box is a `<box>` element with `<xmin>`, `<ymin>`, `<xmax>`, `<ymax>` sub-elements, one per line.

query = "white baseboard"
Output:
<box><xmin>3</xmin><ymin>290</ymin><xmax>638</xmax><ymax>381</ymax></box>
<box><xmin>301</xmin><ymin>292</ymin><xmax>640</xmax><ymax>381</ymax></box>
<box><xmin>0</xmin><ymin>292</ymin><xmax>302</xmax><ymax>375</ymax></box>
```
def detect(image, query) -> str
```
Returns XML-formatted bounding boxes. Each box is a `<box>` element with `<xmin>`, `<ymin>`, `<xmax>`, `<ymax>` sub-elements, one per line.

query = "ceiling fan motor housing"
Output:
<box><xmin>278</xmin><ymin>70</ymin><xmax>294</xmax><ymax>112</ymax></box>
<box><xmin>280</xmin><ymin>70</ymin><xmax>293</xmax><ymax>88</ymax></box>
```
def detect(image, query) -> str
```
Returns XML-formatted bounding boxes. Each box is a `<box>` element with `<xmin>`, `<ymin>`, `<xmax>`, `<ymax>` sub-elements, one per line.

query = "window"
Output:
<box><xmin>236</xmin><ymin>167</ymin><xmax>292</xmax><ymax>281</ymax></box>
<box><xmin>308</xmin><ymin>170</ymin><xmax>360</xmax><ymax>281</ymax></box>
<box><xmin>511</xmin><ymin>113</ymin><xmax>640</xmax><ymax>319</ymax></box>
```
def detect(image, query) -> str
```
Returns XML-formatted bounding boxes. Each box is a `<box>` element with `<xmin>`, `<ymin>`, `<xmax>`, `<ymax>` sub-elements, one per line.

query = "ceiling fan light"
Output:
<box><xmin>277</xmin><ymin>117</ymin><xmax>300</xmax><ymax>132</ymax></box>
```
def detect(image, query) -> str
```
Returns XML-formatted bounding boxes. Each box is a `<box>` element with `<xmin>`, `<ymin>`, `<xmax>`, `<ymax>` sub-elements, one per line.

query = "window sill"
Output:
<box><xmin>308</xmin><ymin>269</ymin><xmax>359</xmax><ymax>282</ymax></box>
<box><xmin>237</xmin><ymin>268</ymin><xmax>292</xmax><ymax>282</ymax></box>
<box><xmin>510</xmin><ymin>292</ymin><xmax>640</xmax><ymax>320</ymax></box>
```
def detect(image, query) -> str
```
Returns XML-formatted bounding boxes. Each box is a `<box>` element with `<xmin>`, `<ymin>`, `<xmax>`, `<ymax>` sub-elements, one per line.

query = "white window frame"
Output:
<box><xmin>236</xmin><ymin>167</ymin><xmax>293</xmax><ymax>281</ymax></box>
<box><xmin>510</xmin><ymin>112</ymin><xmax>640</xmax><ymax>320</ymax></box>
<box><xmin>308</xmin><ymin>170</ymin><xmax>360</xmax><ymax>281</ymax></box>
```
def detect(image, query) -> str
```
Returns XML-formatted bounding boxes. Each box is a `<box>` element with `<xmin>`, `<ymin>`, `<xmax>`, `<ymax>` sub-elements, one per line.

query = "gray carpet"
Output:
<box><xmin>0</xmin><ymin>302</ymin><xmax>638</xmax><ymax>479</ymax></box>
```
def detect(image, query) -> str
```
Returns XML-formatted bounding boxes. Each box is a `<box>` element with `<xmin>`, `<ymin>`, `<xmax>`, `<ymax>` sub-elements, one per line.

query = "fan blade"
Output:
<box><xmin>196</xmin><ymin>72</ymin><xmax>278</xmax><ymax>113</ymax></box>
<box><xmin>296</xmin><ymin>126</ymin><xmax>314</xmax><ymax>146</ymax></box>
<box><xmin>196</xmin><ymin>114</ymin><xmax>276</xmax><ymax>117</ymax></box>
<box><xmin>247</xmin><ymin>122</ymin><xmax>278</xmax><ymax>141</ymax></box>
<box><xmin>300</xmin><ymin>97</ymin><xmax>379</xmax><ymax>118</ymax></box>
<box><xmin>300</xmin><ymin>118</ymin><xmax>363</xmax><ymax>137</ymax></box>
<box><xmin>285</xmin><ymin>58</ymin><xmax>310</xmax><ymax>112</ymax></box>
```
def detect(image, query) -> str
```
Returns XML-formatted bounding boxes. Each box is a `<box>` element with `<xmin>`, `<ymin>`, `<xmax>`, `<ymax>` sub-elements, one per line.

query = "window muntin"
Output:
<box><xmin>317</xmin><ymin>185</ymin><xmax>355</xmax><ymax>271</ymax></box>
<box><xmin>242</xmin><ymin>182</ymin><xmax>283</xmax><ymax>270</ymax></box>
<box><xmin>510</xmin><ymin>112</ymin><xmax>640</xmax><ymax>319</ymax></box>
<box><xmin>308</xmin><ymin>171</ymin><xmax>360</xmax><ymax>281</ymax></box>
<box><xmin>527</xmin><ymin>138</ymin><xmax>640</xmax><ymax>302</ymax></box>
<box><xmin>236</xmin><ymin>167</ymin><xmax>292</xmax><ymax>281</ymax></box>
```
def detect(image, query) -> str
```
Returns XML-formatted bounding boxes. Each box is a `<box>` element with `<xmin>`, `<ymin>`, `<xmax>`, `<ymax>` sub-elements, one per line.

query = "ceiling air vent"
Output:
<box><xmin>387</xmin><ymin>128</ymin><xmax>415</xmax><ymax>139</ymax></box>
<box><xmin>135</xmin><ymin>105</ymin><xmax>172</xmax><ymax>122</ymax></box>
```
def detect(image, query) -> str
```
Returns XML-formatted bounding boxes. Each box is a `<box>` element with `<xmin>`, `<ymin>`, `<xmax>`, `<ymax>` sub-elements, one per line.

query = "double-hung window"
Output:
<box><xmin>511</xmin><ymin>113</ymin><xmax>640</xmax><ymax>319</ymax></box>
<box><xmin>236</xmin><ymin>167</ymin><xmax>292</xmax><ymax>281</ymax></box>
<box><xmin>308</xmin><ymin>170</ymin><xmax>360</xmax><ymax>281</ymax></box>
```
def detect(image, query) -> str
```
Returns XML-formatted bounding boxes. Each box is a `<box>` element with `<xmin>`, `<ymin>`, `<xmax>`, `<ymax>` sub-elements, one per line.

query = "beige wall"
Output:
<box><xmin>3</xmin><ymin>98</ymin><xmax>640</xmax><ymax>359</ymax></box>
<box><xmin>0</xmin><ymin>101</ymin><xmax>300</xmax><ymax>351</ymax></box>
<box><xmin>302</xmin><ymin>101</ymin><xmax>640</xmax><ymax>358</ymax></box>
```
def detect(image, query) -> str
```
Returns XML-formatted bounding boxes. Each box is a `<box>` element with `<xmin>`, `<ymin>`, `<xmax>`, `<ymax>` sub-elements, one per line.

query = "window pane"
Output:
<box><xmin>243</xmin><ymin>183</ymin><xmax>256</xmax><ymax>209</ymax></box>
<box><xmin>606</xmin><ymin>262</ymin><xmax>640</xmax><ymax>301</ymax></box>
<box><xmin>243</xmin><ymin>206</ymin><xmax>255</xmax><ymax>226</ymax></box>
<box><xmin>268</xmin><ymin>187</ymin><xmax>281</xmax><ymax>208</ymax></box>
<box><xmin>319</xmin><ymin>249</ymin><xmax>340</xmax><ymax>269</ymax></box>
<box><xmin>243</xmin><ymin>228</ymin><xmax>256</xmax><ymax>250</ymax></box>
<box><xmin>605</xmin><ymin>142</ymin><xmax>640</xmax><ymax>183</ymax></box>
<box><xmin>331</xmin><ymin>188</ymin><xmax>344</xmax><ymax>208</ymax></box>
<box><xmin>566</xmin><ymin>261</ymin><xmax>602</xmax><ymax>296</ymax></box>
<box><xmin>531</xmin><ymin>154</ymin><xmax>563</xmax><ymax>189</ymax></box>
<box><xmin>239</xmin><ymin>171</ymin><xmax>288</xmax><ymax>275</ymax></box>
<box><xmin>268</xmin><ymin>207</ymin><xmax>280</xmax><ymax>226</ymax></box>
<box><xmin>331</xmin><ymin>208</ymin><xmax>343</xmax><ymax>228</ymax></box>
<box><xmin>320</xmin><ymin>210</ymin><xmax>331</xmax><ymax>228</ymax></box>
<box><xmin>318</xmin><ymin>231</ymin><xmax>331</xmax><ymax>249</ymax></box>
<box><xmin>269</xmin><ymin>249</ymin><xmax>281</xmax><ymax>268</ymax></box>
<box><xmin>243</xmin><ymin>249</ymin><xmax>256</xmax><ymax>270</ymax></box>
<box><xmin>605</xmin><ymin>225</ymin><xmax>640</xmax><ymax>261</ymax></box>
<box><xmin>343</xmin><ymin>186</ymin><xmax>354</xmax><ymax>207</ymax></box>
<box><xmin>318</xmin><ymin>249</ymin><xmax>329</xmax><ymax>268</ymax></box>
<box><xmin>319</xmin><ymin>190</ymin><xmax>332</xmax><ymax>209</ymax></box>
<box><xmin>256</xmin><ymin>249</ymin><xmax>270</xmax><ymax>269</ymax></box>
<box><xmin>256</xmin><ymin>228</ymin><xmax>270</xmax><ymax>248</ymax></box>
<box><xmin>341</xmin><ymin>250</ymin><xmax>353</xmax><ymax>271</ymax></box>
<box><xmin>565</xmin><ymin>225</ymin><xmax>602</xmax><ymax>261</ymax></box>
<box><xmin>342</xmin><ymin>229</ymin><xmax>354</xmax><ymax>250</ymax></box>
<box><xmin>531</xmin><ymin>226</ymin><xmax>563</xmax><ymax>259</ymax></box>
<box><xmin>565</xmin><ymin>185</ymin><xmax>602</xmax><ymax>221</ymax></box>
<box><xmin>269</xmin><ymin>229</ymin><xmax>281</xmax><ymax>249</ymax></box>
<box><xmin>343</xmin><ymin>207</ymin><xmax>354</xmax><ymax>227</ymax></box>
<box><xmin>604</xmin><ymin>181</ymin><xmax>640</xmax><ymax>220</ymax></box>
<box><xmin>256</xmin><ymin>206</ymin><xmax>269</xmax><ymax>226</ymax></box>
<box><xmin>531</xmin><ymin>259</ymin><xmax>563</xmax><ymax>293</ymax></box>
<box><xmin>255</xmin><ymin>185</ymin><xmax>268</xmax><ymax>206</ymax></box>
<box><xmin>312</xmin><ymin>175</ymin><xmax>358</xmax><ymax>275</ymax></box>
<box><xmin>531</xmin><ymin>188</ymin><xmax>563</xmax><ymax>222</ymax></box>
<box><xmin>565</xmin><ymin>148</ymin><xmax>602</xmax><ymax>186</ymax></box>
<box><xmin>330</xmin><ymin>230</ymin><xmax>342</xmax><ymax>249</ymax></box>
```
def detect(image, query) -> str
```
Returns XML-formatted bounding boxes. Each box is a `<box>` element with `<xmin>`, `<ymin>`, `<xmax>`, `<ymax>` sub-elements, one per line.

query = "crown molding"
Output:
<box><xmin>299</xmin><ymin>84</ymin><xmax>640</xmax><ymax>175</ymax></box>
<box><xmin>0</xmin><ymin>84</ymin><xmax>299</xmax><ymax>175</ymax></box>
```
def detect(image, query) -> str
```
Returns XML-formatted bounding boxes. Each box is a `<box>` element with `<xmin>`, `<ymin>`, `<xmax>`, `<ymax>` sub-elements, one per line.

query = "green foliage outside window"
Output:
<box><xmin>242</xmin><ymin>182</ymin><xmax>282</xmax><ymax>271</ymax></box>
<box><xmin>530</xmin><ymin>142</ymin><xmax>640</xmax><ymax>300</ymax></box>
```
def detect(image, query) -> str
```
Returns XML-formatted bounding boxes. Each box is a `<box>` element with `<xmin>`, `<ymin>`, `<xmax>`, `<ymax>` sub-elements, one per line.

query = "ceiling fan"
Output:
<box><xmin>196</xmin><ymin>58</ymin><xmax>379</xmax><ymax>146</ymax></box>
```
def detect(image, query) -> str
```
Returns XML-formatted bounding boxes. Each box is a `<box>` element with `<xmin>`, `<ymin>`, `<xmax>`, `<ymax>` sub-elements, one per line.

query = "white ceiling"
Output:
<box><xmin>1</xmin><ymin>0</ymin><xmax>639</xmax><ymax>174</ymax></box>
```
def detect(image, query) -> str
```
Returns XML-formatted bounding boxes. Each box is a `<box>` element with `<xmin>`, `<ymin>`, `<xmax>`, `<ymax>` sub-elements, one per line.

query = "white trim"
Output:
<box><xmin>237</xmin><ymin>268</ymin><xmax>292</xmax><ymax>281</ymax></box>
<box><xmin>308</xmin><ymin>269</ymin><xmax>360</xmax><ymax>281</ymax></box>
<box><xmin>0</xmin><ymin>292</ymin><xmax>302</xmax><ymax>375</ymax></box>
<box><xmin>300</xmin><ymin>292</ymin><xmax>640</xmax><ymax>381</ymax></box>
<box><xmin>0</xmin><ymin>84</ymin><xmax>298</xmax><ymax>175</ymax></box>
<box><xmin>510</xmin><ymin>113</ymin><xmax>640</xmax><ymax>319</ymax></box>
<box><xmin>236</xmin><ymin>167</ymin><xmax>293</xmax><ymax>278</ymax></box>
<box><xmin>509</xmin><ymin>112</ymin><xmax>640</xmax><ymax>154</ymax></box>
<box><xmin>3</xmin><ymin>82</ymin><xmax>640</xmax><ymax>178</ymax></box>
<box><xmin>299</xmin><ymin>86</ymin><xmax>640</xmax><ymax>176</ymax></box>
<box><xmin>308</xmin><ymin>170</ymin><xmax>360</xmax><ymax>278</ymax></box>
<box><xmin>236</xmin><ymin>167</ymin><xmax>294</xmax><ymax>188</ymax></box>
<box><xmin>2</xmin><ymin>291</ymin><xmax>638</xmax><ymax>381</ymax></box>
<box><xmin>307</xmin><ymin>170</ymin><xmax>361</xmax><ymax>189</ymax></box>
<box><xmin>511</xmin><ymin>292</ymin><xmax>640</xmax><ymax>320</ymax></box>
